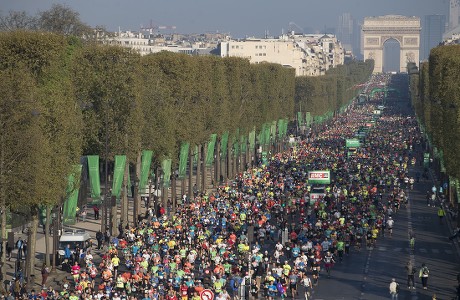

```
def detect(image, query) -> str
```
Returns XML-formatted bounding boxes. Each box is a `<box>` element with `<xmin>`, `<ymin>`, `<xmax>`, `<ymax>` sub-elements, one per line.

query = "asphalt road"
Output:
<box><xmin>304</xmin><ymin>99</ymin><xmax>460</xmax><ymax>300</ymax></box>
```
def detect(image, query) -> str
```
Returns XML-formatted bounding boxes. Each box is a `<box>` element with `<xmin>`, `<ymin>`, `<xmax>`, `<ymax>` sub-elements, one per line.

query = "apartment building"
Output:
<box><xmin>219</xmin><ymin>34</ymin><xmax>344</xmax><ymax>76</ymax></box>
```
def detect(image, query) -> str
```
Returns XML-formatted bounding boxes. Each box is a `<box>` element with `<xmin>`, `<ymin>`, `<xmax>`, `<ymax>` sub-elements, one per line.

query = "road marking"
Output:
<box><xmin>419</xmin><ymin>248</ymin><xmax>427</xmax><ymax>253</ymax></box>
<box><xmin>444</xmin><ymin>249</ymin><xmax>453</xmax><ymax>254</ymax></box>
<box><xmin>432</xmin><ymin>249</ymin><xmax>439</xmax><ymax>254</ymax></box>
<box><xmin>378</xmin><ymin>246</ymin><xmax>386</xmax><ymax>251</ymax></box>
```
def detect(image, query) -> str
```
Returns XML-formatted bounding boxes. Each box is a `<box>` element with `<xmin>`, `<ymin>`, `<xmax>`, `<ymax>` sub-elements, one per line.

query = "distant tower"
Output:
<box><xmin>449</xmin><ymin>0</ymin><xmax>460</xmax><ymax>30</ymax></box>
<box><xmin>337</xmin><ymin>13</ymin><xmax>354</xmax><ymax>52</ymax></box>
<box><xmin>422</xmin><ymin>15</ymin><xmax>446</xmax><ymax>60</ymax></box>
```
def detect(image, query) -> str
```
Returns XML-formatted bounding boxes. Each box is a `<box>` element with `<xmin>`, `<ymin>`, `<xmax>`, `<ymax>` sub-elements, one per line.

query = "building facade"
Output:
<box><xmin>219</xmin><ymin>34</ymin><xmax>344</xmax><ymax>77</ymax></box>
<box><xmin>422</xmin><ymin>15</ymin><xmax>446</xmax><ymax>60</ymax></box>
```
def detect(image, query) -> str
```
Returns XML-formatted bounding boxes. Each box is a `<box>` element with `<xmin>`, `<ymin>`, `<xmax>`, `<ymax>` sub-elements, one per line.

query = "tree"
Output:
<box><xmin>0</xmin><ymin>10</ymin><xmax>37</xmax><ymax>31</ymax></box>
<box><xmin>38</xmin><ymin>4</ymin><xmax>92</xmax><ymax>37</ymax></box>
<box><xmin>72</xmin><ymin>45</ymin><xmax>143</xmax><ymax>231</ymax></box>
<box><xmin>0</xmin><ymin>31</ymin><xmax>83</xmax><ymax>278</ymax></box>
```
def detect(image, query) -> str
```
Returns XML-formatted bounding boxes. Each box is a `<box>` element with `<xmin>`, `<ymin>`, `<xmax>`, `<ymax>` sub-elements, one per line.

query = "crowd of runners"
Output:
<box><xmin>11</xmin><ymin>74</ymin><xmax>438</xmax><ymax>300</ymax></box>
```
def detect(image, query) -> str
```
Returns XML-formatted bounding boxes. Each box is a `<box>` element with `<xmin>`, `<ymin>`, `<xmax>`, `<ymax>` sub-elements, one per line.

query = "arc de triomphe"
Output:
<box><xmin>362</xmin><ymin>15</ymin><xmax>421</xmax><ymax>73</ymax></box>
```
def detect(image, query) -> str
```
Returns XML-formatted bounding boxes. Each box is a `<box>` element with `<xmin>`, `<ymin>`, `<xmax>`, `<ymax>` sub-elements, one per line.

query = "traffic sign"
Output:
<box><xmin>200</xmin><ymin>289</ymin><xmax>215</xmax><ymax>300</ymax></box>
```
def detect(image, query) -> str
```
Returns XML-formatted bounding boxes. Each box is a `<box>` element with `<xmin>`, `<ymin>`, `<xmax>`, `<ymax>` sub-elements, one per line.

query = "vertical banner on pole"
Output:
<box><xmin>220</xmin><ymin>132</ymin><xmax>229</xmax><ymax>159</ymax></box>
<box><xmin>305</xmin><ymin>112</ymin><xmax>311</xmax><ymax>127</ymax></box>
<box><xmin>277</xmin><ymin>119</ymin><xmax>284</xmax><ymax>139</ymax></box>
<box><xmin>112</xmin><ymin>155</ymin><xmax>126</xmax><ymax>201</ymax></box>
<box><xmin>263</xmin><ymin>123</ymin><xmax>271</xmax><ymax>146</ymax></box>
<box><xmin>178</xmin><ymin>142</ymin><xmax>190</xmax><ymax>179</ymax></box>
<box><xmin>63</xmin><ymin>164</ymin><xmax>83</xmax><ymax>225</ymax></box>
<box><xmin>140</xmin><ymin>150</ymin><xmax>153</xmax><ymax>196</ymax></box>
<box><xmin>206</xmin><ymin>134</ymin><xmax>217</xmax><ymax>167</ymax></box>
<box><xmin>161</xmin><ymin>158</ymin><xmax>172</xmax><ymax>188</ymax></box>
<box><xmin>248</xmin><ymin>129</ymin><xmax>256</xmax><ymax>151</ymax></box>
<box><xmin>240</xmin><ymin>135</ymin><xmax>247</xmax><ymax>154</ymax></box>
<box><xmin>87</xmin><ymin>155</ymin><xmax>101</xmax><ymax>203</ymax></box>
<box><xmin>297</xmin><ymin>112</ymin><xmax>304</xmax><ymax>127</ymax></box>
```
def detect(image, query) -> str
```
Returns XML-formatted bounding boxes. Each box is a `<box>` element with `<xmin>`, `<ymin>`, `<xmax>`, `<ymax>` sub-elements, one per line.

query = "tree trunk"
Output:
<box><xmin>227</xmin><ymin>144</ymin><xmax>232</xmax><ymax>180</ymax></box>
<box><xmin>120</xmin><ymin>160</ymin><xmax>129</xmax><ymax>228</ymax></box>
<box><xmin>111</xmin><ymin>196</ymin><xmax>117</xmax><ymax>238</ymax></box>
<box><xmin>196</xmin><ymin>146</ymin><xmax>201</xmax><ymax>192</ymax></box>
<box><xmin>216</xmin><ymin>141</ymin><xmax>221</xmax><ymax>186</ymax></box>
<box><xmin>0</xmin><ymin>201</ymin><xmax>6</xmax><ymax>281</ymax></box>
<box><xmin>188</xmin><ymin>147</ymin><xmax>193</xmax><ymax>200</ymax></box>
<box><xmin>0</xmin><ymin>136</ymin><xmax>5</xmax><ymax>280</ymax></box>
<box><xmin>202</xmin><ymin>143</ymin><xmax>207</xmax><ymax>195</ymax></box>
<box><xmin>133</xmin><ymin>152</ymin><xmax>141</xmax><ymax>226</ymax></box>
<box><xmin>26</xmin><ymin>211</ymin><xmax>39</xmax><ymax>288</ymax></box>
<box><xmin>44</xmin><ymin>205</ymin><xmax>51</xmax><ymax>267</ymax></box>
<box><xmin>181</xmin><ymin>177</ymin><xmax>185</xmax><ymax>202</ymax></box>
<box><xmin>171</xmin><ymin>173</ymin><xmax>176</xmax><ymax>213</ymax></box>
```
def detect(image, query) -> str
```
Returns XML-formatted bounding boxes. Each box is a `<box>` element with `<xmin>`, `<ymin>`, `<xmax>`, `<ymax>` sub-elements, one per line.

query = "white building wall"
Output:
<box><xmin>220</xmin><ymin>35</ymin><xmax>344</xmax><ymax>76</ymax></box>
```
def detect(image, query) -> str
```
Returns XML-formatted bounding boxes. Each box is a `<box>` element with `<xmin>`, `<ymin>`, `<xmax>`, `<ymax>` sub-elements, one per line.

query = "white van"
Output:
<box><xmin>58</xmin><ymin>229</ymin><xmax>92</xmax><ymax>260</ymax></box>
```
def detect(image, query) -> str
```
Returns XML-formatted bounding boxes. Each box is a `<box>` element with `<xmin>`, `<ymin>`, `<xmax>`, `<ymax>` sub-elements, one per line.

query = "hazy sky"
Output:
<box><xmin>2</xmin><ymin>0</ymin><xmax>449</xmax><ymax>38</ymax></box>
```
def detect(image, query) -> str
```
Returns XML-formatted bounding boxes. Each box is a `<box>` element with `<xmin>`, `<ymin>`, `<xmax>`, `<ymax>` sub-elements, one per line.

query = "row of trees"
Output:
<box><xmin>295</xmin><ymin>60</ymin><xmax>374</xmax><ymax>116</ymax></box>
<box><xmin>408</xmin><ymin>45</ymin><xmax>460</xmax><ymax>180</ymax></box>
<box><xmin>0</xmin><ymin>27</ymin><xmax>373</xmax><ymax>280</ymax></box>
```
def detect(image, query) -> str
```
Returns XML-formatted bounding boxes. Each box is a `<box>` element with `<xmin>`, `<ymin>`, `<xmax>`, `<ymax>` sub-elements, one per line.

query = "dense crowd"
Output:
<box><xmin>8</xmin><ymin>76</ymin><xmax>432</xmax><ymax>300</ymax></box>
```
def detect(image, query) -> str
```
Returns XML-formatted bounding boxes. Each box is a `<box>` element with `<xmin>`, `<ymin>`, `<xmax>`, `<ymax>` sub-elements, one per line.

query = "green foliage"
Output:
<box><xmin>412</xmin><ymin>45</ymin><xmax>460</xmax><ymax>178</ymax></box>
<box><xmin>295</xmin><ymin>60</ymin><xmax>374</xmax><ymax>117</ymax></box>
<box><xmin>72</xmin><ymin>45</ymin><xmax>142</xmax><ymax>162</ymax></box>
<box><xmin>0</xmin><ymin>31</ymin><xmax>83</xmax><ymax>210</ymax></box>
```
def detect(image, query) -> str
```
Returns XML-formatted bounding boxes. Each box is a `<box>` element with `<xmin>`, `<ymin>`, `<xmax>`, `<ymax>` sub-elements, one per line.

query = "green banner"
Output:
<box><xmin>220</xmin><ymin>131</ymin><xmax>229</xmax><ymax>158</ymax></box>
<box><xmin>112</xmin><ymin>155</ymin><xmax>126</xmax><ymax>200</ymax></box>
<box><xmin>38</xmin><ymin>205</ymin><xmax>47</xmax><ymax>227</ymax></box>
<box><xmin>282</xmin><ymin>119</ymin><xmax>289</xmax><ymax>137</ymax></box>
<box><xmin>277</xmin><ymin>119</ymin><xmax>284</xmax><ymax>139</ymax></box>
<box><xmin>240</xmin><ymin>135</ymin><xmax>247</xmax><ymax>154</ymax></box>
<box><xmin>305</xmin><ymin>112</ymin><xmax>311</xmax><ymax>127</ymax></box>
<box><xmin>161</xmin><ymin>158</ymin><xmax>172</xmax><ymax>188</ymax></box>
<box><xmin>179</xmin><ymin>142</ymin><xmax>190</xmax><ymax>179</ymax></box>
<box><xmin>87</xmin><ymin>155</ymin><xmax>101</xmax><ymax>201</ymax></box>
<box><xmin>263</xmin><ymin>123</ymin><xmax>271</xmax><ymax>146</ymax></box>
<box><xmin>140</xmin><ymin>150</ymin><xmax>153</xmax><ymax>195</ymax></box>
<box><xmin>248</xmin><ymin>129</ymin><xmax>256</xmax><ymax>151</ymax></box>
<box><xmin>297</xmin><ymin>111</ymin><xmax>304</xmax><ymax>127</ymax></box>
<box><xmin>206</xmin><ymin>134</ymin><xmax>217</xmax><ymax>167</ymax></box>
<box><xmin>63</xmin><ymin>164</ymin><xmax>82</xmax><ymax>225</ymax></box>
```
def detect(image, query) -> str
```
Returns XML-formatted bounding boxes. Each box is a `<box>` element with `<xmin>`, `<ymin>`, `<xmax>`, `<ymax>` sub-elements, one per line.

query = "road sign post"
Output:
<box><xmin>200</xmin><ymin>289</ymin><xmax>215</xmax><ymax>300</ymax></box>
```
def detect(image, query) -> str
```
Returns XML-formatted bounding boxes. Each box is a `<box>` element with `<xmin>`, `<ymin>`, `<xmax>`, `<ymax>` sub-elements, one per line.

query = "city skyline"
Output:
<box><xmin>2</xmin><ymin>0</ymin><xmax>449</xmax><ymax>38</ymax></box>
